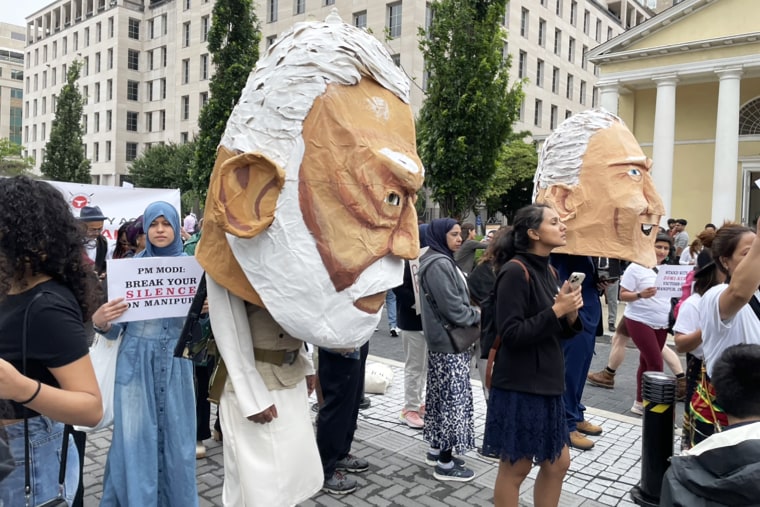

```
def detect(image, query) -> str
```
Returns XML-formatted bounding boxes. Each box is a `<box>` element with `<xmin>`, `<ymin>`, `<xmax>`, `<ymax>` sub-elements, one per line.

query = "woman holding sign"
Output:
<box><xmin>618</xmin><ymin>233</ymin><xmax>674</xmax><ymax>416</ymax></box>
<box><xmin>92</xmin><ymin>201</ymin><xmax>198</xmax><ymax>507</ymax></box>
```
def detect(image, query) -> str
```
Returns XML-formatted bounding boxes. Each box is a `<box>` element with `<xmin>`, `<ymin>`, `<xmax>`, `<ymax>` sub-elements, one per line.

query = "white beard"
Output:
<box><xmin>227</xmin><ymin>156</ymin><xmax>403</xmax><ymax>349</ymax></box>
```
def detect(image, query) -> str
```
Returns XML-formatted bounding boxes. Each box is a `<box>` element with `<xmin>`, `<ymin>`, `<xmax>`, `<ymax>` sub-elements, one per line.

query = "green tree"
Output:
<box><xmin>192</xmin><ymin>0</ymin><xmax>260</xmax><ymax>201</ymax></box>
<box><xmin>129</xmin><ymin>142</ymin><xmax>195</xmax><ymax>192</ymax></box>
<box><xmin>40</xmin><ymin>60</ymin><xmax>91</xmax><ymax>183</ymax></box>
<box><xmin>484</xmin><ymin>138</ymin><xmax>537</xmax><ymax>222</ymax></box>
<box><xmin>417</xmin><ymin>0</ymin><xmax>523</xmax><ymax>219</ymax></box>
<box><xmin>0</xmin><ymin>138</ymin><xmax>34</xmax><ymax>177</ymax></box>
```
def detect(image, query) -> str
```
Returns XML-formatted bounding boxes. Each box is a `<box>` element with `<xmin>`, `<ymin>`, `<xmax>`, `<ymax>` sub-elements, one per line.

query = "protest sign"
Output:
<box><xmin>107</xmin><ymin>256</ymin><xmax>204</xmax><ymax>322</ymax></box>
<box><xmin>654</xmin><ymin>265</ymin><xmax>693</xmax><ymax>299</ymax></box>
<box><xmin>46</xmin><ymin>180</ymin><xmax>180</xmax><ymax>245</ymax></box>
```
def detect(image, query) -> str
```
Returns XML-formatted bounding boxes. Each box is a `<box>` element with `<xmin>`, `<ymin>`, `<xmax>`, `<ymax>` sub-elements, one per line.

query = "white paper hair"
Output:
<box><xmin>533</xmin><ymin>108</ymin><xmax>623</xmax><ymax>201</ymax></box>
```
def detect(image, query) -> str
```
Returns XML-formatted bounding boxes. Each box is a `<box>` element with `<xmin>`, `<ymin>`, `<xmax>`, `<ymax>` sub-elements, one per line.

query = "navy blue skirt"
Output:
<box><xmin>483</xmin><ymin>387</ymin><xmax>568</xmax><ymax>464</ymax></box>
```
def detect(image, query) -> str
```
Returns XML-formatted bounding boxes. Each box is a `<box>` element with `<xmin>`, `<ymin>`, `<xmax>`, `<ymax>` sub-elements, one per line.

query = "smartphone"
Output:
<box><xmin>568</xmin><ymin>272</ymin><xmax>586</xmax><ymax>290</ymax></box>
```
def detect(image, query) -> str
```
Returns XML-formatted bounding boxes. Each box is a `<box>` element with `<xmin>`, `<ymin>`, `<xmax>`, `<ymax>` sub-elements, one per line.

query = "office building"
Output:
<box><xmin>0</xmin><ymin>23</ymin><xmax>25</xmax><ymax>147</ymax></box>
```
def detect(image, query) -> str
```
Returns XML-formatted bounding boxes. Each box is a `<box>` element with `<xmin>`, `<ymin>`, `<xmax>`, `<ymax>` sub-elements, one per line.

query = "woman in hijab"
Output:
<box><xmin>92</xmin><ymin>202</ymin><xmax>198</xmax><ymax>506</ymax></box>
<box><xmin>418</xmin><ymin>219</ymin><xmax>480</xmax><ymax>482</ymax></box>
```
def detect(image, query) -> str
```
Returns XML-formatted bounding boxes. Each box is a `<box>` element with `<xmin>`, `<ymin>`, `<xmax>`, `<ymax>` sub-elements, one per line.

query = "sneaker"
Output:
<box><xmin>311</xmin><ymin>402</ymin><xmax>320</xmax><ymax>413</ymax></box>
<box><xmin>389</xmin><ymin>327</ymin><xmax>400</xmax><ymax>337</ymax></box>
<box><xmin>569</xmin><ymin>431</ymin><xmax>595</xmax><ymax>451</ymax></box>
<box><xmin>433</xmin><ymin>463</ymin><xmax>475</xmax><ymax>482</ymax></box>
<box><xmin>335</xmin><ymin>454</ymin><xmax>369</xmax><ymax>473</ymax></box>
<box><xmin>425</xmin><ymin>453</ymin><xmax>465</xmax><ymax>466</ymax></box>
<box><xmin>400</xmin><ymin>409</ymin><xmax>424</xmax><ymax>429</ymax></box>
<box><xmin>676</xmin><ymin>376</ymin><xmax>686</xmax><ymax>402</ymax></box>
<box><xmin>359</xmin><ymin>397</ymin><xmax>371</xmax><ymax>410</ymax></box>
<box><xmin>195</xmin><ymin>441</ymin><xmax>206</xmax><ymax>459</ymax></box>
<box><xmin>587</xmin><ymin>369</ymin><xmax>615</xmax><ymax>389</ymax></box>
<box><xmin>322</xmin><ymin>471</ymin><xmax>357</xmax><ymax>495</ymax></box>
<box><xmin>631</xmin><ymin>401</ymin><xmax>644</xmax><ymax>416</ymax></box>
<box><xmin>576</xmin><ymin>420</ymin><xmax>603</xmax><ymax>436</ymax></box>
<box><xmin>609</xmin><ymin>324</ymin><xmax>616</xmax><ymax>333</ymax></box>
<box><xmin>477</xmin><ymin>447</ymin><xmax>500</xmax><ymax>462</ymax></box>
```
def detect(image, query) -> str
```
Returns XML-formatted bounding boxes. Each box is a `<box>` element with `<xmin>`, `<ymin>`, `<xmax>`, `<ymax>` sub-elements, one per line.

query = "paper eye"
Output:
<box><xmin>628</xmin><ymin>168</ymin><xmax>642</xmax><ymax>177</ymax></box>
<box><xmin>385</xmin><ymin>192</ymin><xmax>401</xmax><ymax>206</ymax></box>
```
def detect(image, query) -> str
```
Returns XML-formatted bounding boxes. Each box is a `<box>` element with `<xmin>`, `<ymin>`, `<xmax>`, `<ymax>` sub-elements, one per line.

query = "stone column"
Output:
<box><xmin>711</xmin><ymin>68</ymin><xmax>743</xmax><ymax>224</ymax></box>
<box><xmin>651</xmin><ymin>74</ymin><xmax>678</xmax><ymax>221</ymax></box>
<box><xmin>598</xmin><ymin>80</ymin><xmax>620</xmax><ymax>115</ymax></box>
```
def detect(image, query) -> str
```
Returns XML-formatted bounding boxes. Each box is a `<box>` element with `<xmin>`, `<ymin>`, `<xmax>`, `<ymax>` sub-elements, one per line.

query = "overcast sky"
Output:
<box><xmin>3</xmin><ymin>1</ymin><xmax>54</xmax><ymax>29</ymax></box>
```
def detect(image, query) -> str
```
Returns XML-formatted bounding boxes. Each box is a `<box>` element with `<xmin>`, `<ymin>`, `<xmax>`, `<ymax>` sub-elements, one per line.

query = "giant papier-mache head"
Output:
<box><xmin>533</xmin><ymin>109</ymin><xmax>666</xmax><ymax>267</ymax></box>
<box><xmin>196</xmin><ymin>11</ymin><xmax>425</xmax><ymax>348</ymax></box>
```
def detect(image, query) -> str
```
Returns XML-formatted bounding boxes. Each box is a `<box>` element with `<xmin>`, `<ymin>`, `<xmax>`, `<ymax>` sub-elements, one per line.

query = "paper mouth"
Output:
<box><xmin>354</xmin><ymin>292</ymin><xmax>387</xmax><ymax>314</ymax></box>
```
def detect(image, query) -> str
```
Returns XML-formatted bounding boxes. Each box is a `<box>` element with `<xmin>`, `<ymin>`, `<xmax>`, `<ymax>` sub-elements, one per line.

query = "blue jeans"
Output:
<box><xmin>385</xmin><ymin>290</ymin><xmax>398</xmax><ymax>329</ymax></box>
<box><xmin>0</xmin><ymin>416</ymin><xmax>78</xmax><ymax>506</ymax></box>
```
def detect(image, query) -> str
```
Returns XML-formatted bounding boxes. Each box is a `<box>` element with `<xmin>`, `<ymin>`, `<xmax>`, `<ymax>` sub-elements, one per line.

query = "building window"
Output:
<box><xmin>565</xmin><ymin>109</ymin><xmax>573</xmax><ymax>119</ymax></box>
<box><xmin>84</xmin><ymin>27</ymin><xmax>90</xmax><ymax>46</ymax></box>
<box><xmin>148</xmin><ymin>50</ymin><xmax>154</xmax><ymax>70</ymax></box>
<box><xmin>583</xmin><ymin>10</ymin><xmax>590</xmax><ymax>34</ymax></box>
<box><xmin>518</xmin><ymin>50</ymin><xmax>527</xmax><ymax>79</ymax></box>
<box><xmin>596</xmin><ymin>19</ymin><xmax>602</xmax><ymax>41</ymax></box>
<box><xmin>106</xmin><ymin>110</ymin><xmax>112</xmax><ymax>131</ymax></box>
<box><xmin>182</xmin><ymin>59</ymin><xmax>190</xmax><ymax>84</ymax></box>
<box><xmin>268</xmin><ymin>0</ymin><xmax>278</xmax><ymax>23</ymax></box>
<box><xmin>95</xmin><ymin>52</ymin><xmax>101</xmax><ymax>72</ymax></box>
<box><xmin>146</xmin><ymin>112</ymin><xmax>153</xmax><ymax>132</ymax></box>
<box><xmin>93</xmin><ymin>142</ymin><xmax>99</xmax><ymax>162</ymax></box>
<box><xmin>83</xmin><ymin>56</ymin><xmax>89</xmax><ymax>77</ymax></box>
<box><xmin>536</xmin><ymin>59</ymin><xmax>544</xmax><ymax>88</ymax></box>
<box><xmin>579</xmin><ymin>80</ymin><xmax>586</xmax><ymax>105</ymax></box>
<box><xmin>568</xmin><ymin>37</ymin><xmax>575</xmax><ymax>63</ymax></box>
<box><xmin>738</xmin><ymin>97</ymin><xmax>760</xmax><ymax>135</ymax></box>
<box><xmin>201</xmin><ymin>15</ymin><xmax>210</xmax><ymax>41</ymax></box>
<box><xmin>107</xmin><ymin>79</ymin><xmax>113</xmax><ymax>100</ymax></box>
<box><xmin>582</xmin><ymin>45</ymin><xmax>588</xmax><ymax>70</ymax></box>
<box><xmin>108</xmin><ymin>48</ymin><xmax>113</xmax><ymax>69</ymax></box>
<box><xmin>162</xmin><ymin>14</ymin><xmax>168</xmax><ymax>35</ymax></box>
<box><xmin>51</xmin><ymin>68</ymin><xmax>56</xmax><ymax>85</ymax></box>
<box><xmin>182</xmin><ymin>95</ymin><xmax>190</xmax><ymax>120</ymax></box>
<box><xmin>200</xmin><ymin>54</ymin><xmax>209</xmax><ymax>80</ymax></box>
<box><xmin>162</xmin><ymin>46</ymin><xmax>167</xmax><ymax>67</ymax></box>
<box><xmin>126</xmin><ymin>142</ymin><xmax>138</xmax><ymax>162</ymax></box>
<box><xmin>184</xmin><ymin>0</ymin><xmax>191</xmax><ymax>9</ymax></box>
<box><xmin>554</xmin><ymin>29</ymin><xmax>561</xmax><ymax>56</ymax></box>
<box><xmin>183</xmin><ymin>22</ymin><xmax>191</xmax><ymax>46</ymax></box>
<box><xmin>127</xmin><ymin>80</ymin><xmax>139</xmax><ymax>101</ymax></box>
<box><xmin>10</xmin><ymin>88</ymin><xmax>22</xmax><ymax>99</ymax></box>
<box><xmin>570</xmin><ymin>1</ymin><xmax>577</xmax><ymax>25</ymax></box>
<box><xmin>94</xmin><ymin>83</ymin><xmax>100</xmax><ymax>102</ymax></box>
<box><xmin>161</xmin><ymin>78</ymin><xmax>167</xmax><ymax>99</ymax></box>
<box><xmin>106</xmin><ymin>141</ymin><xmax>111</xmax><ymax>161</ymax></box>
<box><xmin>325</xmin><ymin>0</ymin><xmax>335</xmax><ymax>4</ymax></box>
<box><xmin>607</xmin><ymin>27</ymin><xmax>613</xmax><ymax>41</ymax></box>
<box><xmin>550</xmin><ymin>105</ymin><xmax>558</xmax><ymax>130</ymax></box>
<box><xmin>354</xmin><ymin>10</ymin><xmax>367</xmax><ymax>29</ymax></box>
<box><xmin>128</xmin><ymin>19</ymin><xmax>140</xmax><ymax>40</ymax></box>
<box><xmin>73</xmin><ymin>33</ymin><xmax>78</xmax><ymax>51</ymax></box>
<box><xmin>391</xmin><ymin>54</ymin><xmax>401</xmax><ymax>66</ymax></box>
<box><xmin>534</xmin><ymin>99</ymin><xmax>542</xmax><ymax>127</ymax></box>
<box><xmin>200</xmin><ymin>92</ymin><xmax>208</xmax><ymax>108</ymax></box>
<box><xmin>180</xmin><ymin>132</ymin><xmax>189</xmax><ymax>144</ymax></box>
<box><xmin>387</xmin><ymin>2</ymin><xmax>402</xmax><ymax>39</ymax></box>
<box><xmin>538</xmin><ymin>18</ymin><xmax>546</xmax><ymax>47</ymax></box>
<box><xmin>294</xmin><ymin>0</ymin><xmax>305</xmax><ymax>14</ymax></box>
<box><xmin>126</xmin><ymin>111</ymin><xmax>138</xmax><ymax>132</ymax></box>
<box><xmin>149</xmin><ymin>19</ymin><xmax>155</xmax><ymax>39</ymax></box>
<box><xmin>94</xmin><ymin>112</ymin><xmax>99</xmax><ymax>132</ymax></box>
<box><xmin>128</xmin><ymin>49</ymin><xmax>139</xmax><ymax>71</ymax></box>
<box><xmin>266</xmin><ymin>35</ymin><xmax>277</xmax><ymax>47</ymax></box>
<box><xmin>109</xmin><ymin>17</ymin><xmax>114</xmax><ymax>38</ymax></box>
<box><xmin>556</xmin><ymin>0</ymin><xmax>562</xmax><ymax>17</ymax></box>
<box><xmin>566</xmin><ymin>74</ymin><xmax>573</xmax><ymax>100</ymax></box>
<box><xmin>520</xmin><ymin>8</ymin><xmax>528</xmax><ymax>38</ymax></box>
<box><xmin>551</xmin><ymin>66</ymin><xmax>559</xmax><ymax>94</ymax></box>
<box><xmin>592</xmin><ymin>87</ymin><xmax>598</xmax><ymax>108</ymax></box>
<box><xmin>81</xmin><ymin>114</ymin><xmax>86</xmax><ymax>134</ymax></box>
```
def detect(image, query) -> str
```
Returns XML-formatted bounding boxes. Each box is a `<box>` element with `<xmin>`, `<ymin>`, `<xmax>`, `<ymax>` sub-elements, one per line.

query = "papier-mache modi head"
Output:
<box><xmin>196</xmin><ymin>11</ymin><xmax>425</xmax><ymax>348</ymax></box>
<box><xmin>533</xmin><ymin>109</ymin><xmax>665</xmax><ymax>267</ymax></box>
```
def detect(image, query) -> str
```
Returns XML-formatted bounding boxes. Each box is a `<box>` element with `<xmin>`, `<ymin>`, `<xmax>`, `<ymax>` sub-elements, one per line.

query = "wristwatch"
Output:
<box><xmin>636</xmin><ymin>292</ymin><xmax>642</xmax><ymax>299</ymax></box>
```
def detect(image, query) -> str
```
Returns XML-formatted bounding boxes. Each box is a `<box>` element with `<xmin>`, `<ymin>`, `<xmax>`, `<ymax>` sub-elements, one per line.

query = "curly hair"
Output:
<box><xmin>0</xmin><ymin>176</ymin><xmax>101</xmax><ymax>320</ymax></box>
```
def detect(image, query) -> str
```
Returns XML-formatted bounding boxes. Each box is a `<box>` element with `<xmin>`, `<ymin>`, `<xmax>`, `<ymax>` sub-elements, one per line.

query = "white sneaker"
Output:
<box><xmin>196</xmin><ymin>441</ymin><xmax>207</xmax><ymax>459</ymax></box>
<box><xmin>631</xmin><ymin>401</ymin><xmax>643</xmax><ymax>416</ymax></box>
<box><xmin>389</xmin><ymin>327</ymin><xmax>400</xmax><ymax>337</ymax></box>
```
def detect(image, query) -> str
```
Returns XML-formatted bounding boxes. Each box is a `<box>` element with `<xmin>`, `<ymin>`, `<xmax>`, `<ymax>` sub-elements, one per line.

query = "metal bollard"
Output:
<box><xmin>630</xmin><ymin>371</ymin><xmax>676</xmax><ymax>507</ymax></box>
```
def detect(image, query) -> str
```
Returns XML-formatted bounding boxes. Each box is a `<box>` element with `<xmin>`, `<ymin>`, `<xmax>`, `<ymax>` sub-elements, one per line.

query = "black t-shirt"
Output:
<box><xmin>0</xmin><ymin>280</ymin><xmax>89</xmax><ymax>418</ymax></box>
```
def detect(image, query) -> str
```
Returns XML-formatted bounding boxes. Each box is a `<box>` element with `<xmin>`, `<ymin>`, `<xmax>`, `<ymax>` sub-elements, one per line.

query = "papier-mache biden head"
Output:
<box><xmin>533</xmin><ymin>108</ymin><xmax>665</xmax><ymax>267</ymax></box>
<box><xmin>197</xmin><ymin>11</ymin><xmax>425</xmax><ymax>348</ymax></box>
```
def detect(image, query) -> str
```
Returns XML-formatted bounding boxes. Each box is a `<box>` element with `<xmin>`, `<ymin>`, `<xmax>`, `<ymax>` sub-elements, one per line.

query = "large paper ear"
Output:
<box><xmin>540</xmin><ymin>184</ymin><xmax>577</xmax><ymax>221</ymax></box>
<box><xmin>208</xmin><ymin>152</ymin><xmax>286</xmax><ymax>238</ymax></box>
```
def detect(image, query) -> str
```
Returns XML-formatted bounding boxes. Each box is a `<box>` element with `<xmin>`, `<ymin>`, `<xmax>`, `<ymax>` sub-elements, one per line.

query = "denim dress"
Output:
<box><xmin>100</xmin><ymin>316</ymin><xmax>198</xmax><ymax>507</ymax></box>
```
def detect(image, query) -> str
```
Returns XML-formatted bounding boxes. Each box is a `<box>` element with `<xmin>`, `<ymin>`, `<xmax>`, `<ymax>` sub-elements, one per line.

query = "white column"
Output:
<box><xmin>597</xmin><ymin>80</ymin><xmax>620</xmax><ymax>115</ymax></box>
<box><xmin>711</xmin><ymin>68</ymin><xmax>743</xmax><ymax>224</ymax></box>
<box><xmin>651</xmin><ymin>74</ymin><xmax>678</xmax><ymax>222</ymax></box>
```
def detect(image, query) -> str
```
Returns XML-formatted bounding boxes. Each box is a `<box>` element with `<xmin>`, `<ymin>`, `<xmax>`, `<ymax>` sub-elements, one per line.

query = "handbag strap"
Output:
<box><xmin>748</xmin><ymin>293</ymin><xmax>760</xmax><ymax>322</ymax></box>
<box><xmin>22</xmin><ymin>291</ymin><xmax>69</xmax><ymax>503</ymax></box>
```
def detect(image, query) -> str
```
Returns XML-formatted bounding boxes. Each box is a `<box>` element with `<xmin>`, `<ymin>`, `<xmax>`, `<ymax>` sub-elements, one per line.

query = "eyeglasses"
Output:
<box><xmin>87</xmin><ymin>226</ymin><xmax>103</xmax><ymax>234</ymax></box>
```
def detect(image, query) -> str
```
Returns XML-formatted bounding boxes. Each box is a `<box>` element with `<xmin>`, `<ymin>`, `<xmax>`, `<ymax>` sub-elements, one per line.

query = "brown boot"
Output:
<box><xmin>587</xmin><ymin>368</ymin><xmax>615</xmax><ymax>388</ymax></box>
<box><xmin>569</xmin><ymin>431</ymin><xmax>595</xmax><ymax>450</ymax></box>
<box><xmin>576</xmin><ymin>420</ymin><xmax>603</xmax><ymax>436</ymax></box>
<box><xmin>676</xmin><ymin>376</ymin><xmax>687</xmax><ymax>401</ymax></box>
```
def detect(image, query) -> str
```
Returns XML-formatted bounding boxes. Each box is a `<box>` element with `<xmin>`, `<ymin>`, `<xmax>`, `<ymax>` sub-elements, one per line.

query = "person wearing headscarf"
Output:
<box><xmin>418</xmin><ymin>219</ymin><xmax>480</xmax><ymax>482</ymax></box>
<box><xmin>91</xmin><ymin>201</ymin><xmax>198</xmax><ymax>507</ymax></box>
<box><xmin>394</xmin><ymin>224</ymin><xmax>430</xmax><ymax>429</ymax></box>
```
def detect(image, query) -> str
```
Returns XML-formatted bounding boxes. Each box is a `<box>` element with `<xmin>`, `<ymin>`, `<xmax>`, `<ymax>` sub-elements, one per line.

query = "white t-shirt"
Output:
<box><xmin>673</xmin><ymin>293</ymin><xmax>704</xmax><ymax>359</ymax></box>
<box><xmin>679</xmin><ymin>248</ymin><xmax>696</xmax><ymax>265</ymax></box>
<box><xmin>621</xmin><ymin>263</ymin><xmax>670</xmax><ymax>328</ymax></box>
<box><xmin>699</xmin><ymin>284</ymin><xmax>760</xmax><ymax>377</ymax></box>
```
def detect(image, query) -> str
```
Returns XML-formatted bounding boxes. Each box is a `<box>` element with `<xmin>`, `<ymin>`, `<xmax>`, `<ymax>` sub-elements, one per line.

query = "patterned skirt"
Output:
<box><xmin>483</xmin><ymin>387</ymin><xmax>568</xmax><ymax>464</ymax></box>
<box><xmin>423</xmin><ymin>350</ymin><xmax>475</xmax><ymax>454</ymax></box>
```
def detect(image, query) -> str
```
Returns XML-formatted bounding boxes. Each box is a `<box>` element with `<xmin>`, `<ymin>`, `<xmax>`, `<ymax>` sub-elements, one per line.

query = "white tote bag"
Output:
<box><xmin>74</xmin><ymin>333</ymin><xmax>121</xmax><ymax>432</ymax></box>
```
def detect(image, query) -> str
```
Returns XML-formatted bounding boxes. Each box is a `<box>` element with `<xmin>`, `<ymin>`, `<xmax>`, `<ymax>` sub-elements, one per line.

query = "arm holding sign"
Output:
<box><xmin>92</xmin><ymin>298</ymin><xmax>129</xmax><ymax>338</ymax></box>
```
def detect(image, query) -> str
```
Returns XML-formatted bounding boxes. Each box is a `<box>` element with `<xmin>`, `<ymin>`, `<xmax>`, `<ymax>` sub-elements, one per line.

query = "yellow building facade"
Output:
<box><xmin>588</xmin><ymin>0</ymin><xmax>760</xmax><ymax>228</ymax></box>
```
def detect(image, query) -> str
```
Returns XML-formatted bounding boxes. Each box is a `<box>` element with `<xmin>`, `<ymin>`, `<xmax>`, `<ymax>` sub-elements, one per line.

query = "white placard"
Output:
<box><xmin>654</xmin><ymin>264</ymin><xmax>693</xmax><ymax>299</ymax></box>
<box><xmin>107</xmin><ymin>256</ymin><xmax>204</xmax><ymax>322</ymax></box>
<box><xmin>410</xmin><ymin>247</ymin><xmax>429</xmax><ymax>315</ymax></box>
